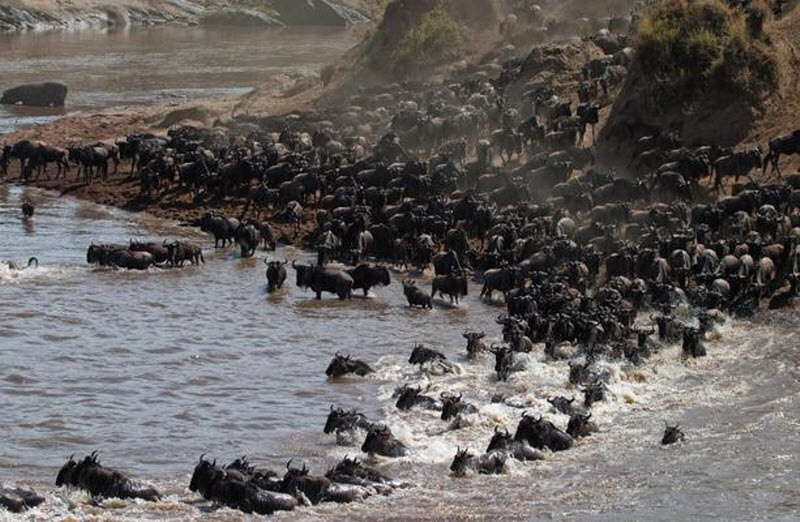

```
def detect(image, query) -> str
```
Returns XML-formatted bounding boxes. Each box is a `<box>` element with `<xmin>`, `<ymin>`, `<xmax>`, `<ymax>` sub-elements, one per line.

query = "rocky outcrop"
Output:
<box><xmin>0</xmin><ymin>1</ymin><xmax>369</xmax><ymax>32</ymax></box>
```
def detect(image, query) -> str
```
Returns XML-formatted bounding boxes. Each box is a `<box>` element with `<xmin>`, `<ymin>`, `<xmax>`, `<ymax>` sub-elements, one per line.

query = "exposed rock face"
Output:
<box><xmin>271</xmin><ymin>0</ymin><xmax>370</xmax><ymax>26</ymax></box>
<box><xmin>1</xmin><ymin>81</ymin><xmax>68</xmax><ymax>107</ymax></box>
<box><xmin>0</xmin><ymin>1</ymin><xmax>369</xmax><ymax>32</ymax></box>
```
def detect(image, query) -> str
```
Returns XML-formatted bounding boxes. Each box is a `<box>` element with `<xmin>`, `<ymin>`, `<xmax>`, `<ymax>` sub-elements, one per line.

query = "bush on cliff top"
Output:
<box><xmin>392</xmin><ymin>6</ymin><xmax>468</xmax><ymax>69</ymax></box>
<box><xmin>634</xmin><ymin>0</ymin><xmax>779</xmax><ymax>109</ymax></box>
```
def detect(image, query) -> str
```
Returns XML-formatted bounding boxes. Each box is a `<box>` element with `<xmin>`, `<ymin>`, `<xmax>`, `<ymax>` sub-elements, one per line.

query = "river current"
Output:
<box><xmin>0</xmin><ymin>24</ymin><xmax>799</xmax><ymax>522</ymax></box>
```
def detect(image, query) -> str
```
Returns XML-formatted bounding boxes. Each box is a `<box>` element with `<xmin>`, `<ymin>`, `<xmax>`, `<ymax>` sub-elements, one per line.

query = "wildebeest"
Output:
<box><xmin>402</xmin><ymin>279</ymin><xmax>432</xmax><ymax>309</ymax></box>
<box><xmin>0</xmin><ymin>482</ymin><xmax>45</xmax><ymax>513</ymax></box>
<box><xmin>325</xmin><ymin>456</ymin><xmax>396</xmax><ymax>491</ymax></box>
<box><xmin>21</xmin><ymin>200</ymin><xmax>34</xmax><ymax>218</ymax></box>
<box><xmin>514</xmin><ymin>413</ymin><xmax>574</xmax><ymax>451</ymax></box>
<box><xmin>164</xmin><ymin>240</ymin><xmax>204</xmax><ymax>266</ymax></box>
<box><xmin>189</xmin><ymin>455</ymin><xmax>296</xmax><ymax>515</ymax></box>
<box><xmin>394</xmin><ymin>384</ymin><xmax>440</xmax><ymax>411</ymax></box>
<box><xmin>548</xmin><ymin>396</ymin><xmax>578</xmax><ymax>416</ymax></box>
<box><xmin>462</xmin><ymin>330</ymin><xmax>487</xmax><ymax>358</ymax></box>
<box><xmin>281</xmin><ymin>460</ymin><xmax>364</xmax><ymax>505</ymax></box>
<box><xmin>294</xmin><ymin>262</ymin><xmax>353</xmax><ymax>300</ymax></box>
<box><xmin>361</xmin><ymin>425</ymin><xmax>409</xmax><ymax>457</ymax></box>
<box><xmin>55</xmin><ymin>452</ymin><xmax>161</xmax><ymax>501</ymax></box>
<box><xmin>450</xmin><ymin>447</ymin><xmax>506</xmax><ymax>476</ymax></box>
<box><xmin>486</xmin><ymin>426</ymin><xmax>545</xmax><ymax>461</ymax></box>
<box><xmin>200</xmin><ymin>212</ymin><xmax>240</xmax><ymax>247</ymax></box>
<box><xmin>346</xmin><ymin>263</ymin><xmax>391</xmax><ymax>296</ymax></box>
<box><xmin>490</xmin><ymin>344</ymin><xmax>514</xmax><ymax>381</ymax></box>
<box><xmin>567</xmin><ymin>412</ymin><xmax>599</xmax><ymax>438</ymax></box>
<box><xmin>324</xmin><ymin>406</ymin><xmax>378</xmax><ymax>444</ymax></box>
<box><xmin>86</xmin><ymin>244</ymin><xmax>155</xmax><ymax>270</ymax></box>
<box><xmin>408</xmin><ymin>344</ymin><xmax>446</xmax><ymax>365</ymax></box>
<box><xmin>326</xmin><ymin>353</ymin><xmax>374</xmax><ymax>377</ymax></box>
<box><xmin>235</xmin><ymin>220</ymin><xmax>262</xmax><ymax>258</ymax></box>
<box><xmin>662</xmin><ymin>422</ymin><xmax>685</xmax><ymax>445</ymax></box>
<box><xmin>440</xmin><ymin>392</ymin><xmax>478</xmax><ymax>421</ymax></box>
<box><xmin>129</xmin><ymin>240</ymin><xmax>170</xmax><ymax>264</ymax></box>
<box><xmin>432</xmin><ymin>271</ymin><xmax>468</xmax><ymax>304</ymax></box>
<box><xmin>763</xmin><ymin>130</ymin><xmax>800</xmax><ymax>176</ymax></box>
<box><xmin>481</xmin><ymin>266</ymin><xmax>522</xmax><ymax>301</ymax></box>
<box><xmin>265</xmin><ymin>258</ymin><xmax>288</xmax><ymax>292</ymax></box>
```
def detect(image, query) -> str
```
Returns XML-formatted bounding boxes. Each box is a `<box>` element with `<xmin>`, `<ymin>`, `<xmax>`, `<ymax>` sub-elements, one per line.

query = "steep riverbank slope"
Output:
<box><xmin>0</xmin><ymin>0</ymin><xmax>376</xmax><ymax>31</ymax></box>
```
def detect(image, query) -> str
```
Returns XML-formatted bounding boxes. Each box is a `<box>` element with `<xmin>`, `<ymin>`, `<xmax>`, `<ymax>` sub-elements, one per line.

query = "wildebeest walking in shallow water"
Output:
<box><xmin>56</xmin><ymin>452</ymin><xmax>161</xmax><ymax>501</ymax></box>
<box><xmin>265</xmin><ymin>258</ymin><xmax>288</xmax><ymax>292</ymax></box>
<box><xmin>661</xmin><ymin>423</ymin><xmax>686</xmax><ymax>445</ymax></box>
<box><xmin>326</xmin><ymin>353</ymin><xmax>374</xmax><ymax>377</ymax></box>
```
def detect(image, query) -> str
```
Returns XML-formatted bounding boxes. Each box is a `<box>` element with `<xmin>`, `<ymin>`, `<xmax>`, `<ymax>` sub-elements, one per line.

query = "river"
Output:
<box><xmin>1</xmin><ymin>25</ymin><xmax>799</xmax><ymax>522</ymax></box>
<box><xmin>0</xmin><ymin>25</ymin><xmax>358</xmax><ymax>134</ymax></box>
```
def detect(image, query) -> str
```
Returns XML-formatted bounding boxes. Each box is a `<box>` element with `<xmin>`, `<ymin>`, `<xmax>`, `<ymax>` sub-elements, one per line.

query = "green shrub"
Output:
<box><xmin>634</xmin><ymin>0</ymin><xmax>779</xmax><ymax>109</ymax></box>
<box><xmin>392</xmin><ymin>6</ymin><xmax>468</xmax><ymax>69</ymax></box>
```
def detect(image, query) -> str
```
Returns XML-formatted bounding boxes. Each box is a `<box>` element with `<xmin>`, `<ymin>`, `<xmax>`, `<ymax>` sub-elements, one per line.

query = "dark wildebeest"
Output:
<box><xmin>567</xmin><ymin>412</ymin><xmax>599</xmax><ymax>438</ymax></box>
<box><xmin>486</xmin><ymin>426</ymin><xmax>545</xmax><ymax>461</ymax></box>
<box><xmin>361</xmin><ymin>425</ymin><xmax>409</xmax><ymax>457</ymax></box>
<box><xmin>55</xmin><ymin>452</ymin><xmax>161</xmax><ymax>501</ymax></box>
<box><xmin>265</xmin><ymin>259</ymin><xmax>288</xmax><ymax>292</ymax></box>
<box><xmin>346</xmin><ymin>264</ymin><xmax>391</xmax><ymax>296</ymax></box>
<box><xmin>294</xmin><ymin>262</ymin><xmax>354</xmax><ymax>300</ymax></box>
<box><xmin>0</xmin><ymin>483</ymin><xmax>45</xmax><ymax>513</ymax></box>
<box><xmin>462</xmin><ymin>331</ymin><xmax>487</xmax><ymax>359</ymax></box>
<box><xmin>402</xmin><ymin>279</ymin><xmax>432</xmax><ymax>309</ymax></box>
<box><xmin>129</xmin><ymin>240</ymin><xmax>170</xmax><ymax>264</ymax></box>
<box><xmin>326</xmin><ymin>353</ymin><xmax>374</xmax><ymax>377</ymax></box>
<box><xmin>440</xmin><ymin>392</ymin><xmax>478</xmax><ymax>421</ymax></box>
<box><xmin>662</xmin><ymin>422</ymin><xmax>686</xmax><ymax>445</ymax></box>
<box><xmin>449</xmin><ymin>447</ymin><xmax>506</xmax><ymax>476</ymax></box>
<box><xmin>200</xmin><ymin>212</ymin><xmax>240</xmax><ymax>247</ymax></box>
<box><xmin>164</xmin><ymin>240</ymin><xmax>204</xmax><ymax>266</ymax></box>
<box><xmin>490</xmin><ymin>344</ymin><xmax>514</xmax><ymax>381</ymax></box>
<box><xmin>432</xmin><ymin>271</ymin><xmax>468</xmax><ymax>304</ymax></box>
<box><xmin>763</xmin><ymin>130</ymin><xmax>800</xmax><ymax>176</ymax></box>
<box><xmin>514</xmin><ymin>412</ymin><xmax>575</xmax><ymax>451</ymax></box>
<box><xmin>395</xmin><ymin>385</ymin><xmax>440</xmax><ymax>411</ymax></box>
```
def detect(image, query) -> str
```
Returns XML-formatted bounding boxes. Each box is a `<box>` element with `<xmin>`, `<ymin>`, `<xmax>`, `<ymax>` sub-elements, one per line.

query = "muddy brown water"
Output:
<box><xmin>0</xmin><ymin>25</ymin><xmax>357</xmax><ymax>134</ymax></box>
<box><xmin>0</xmin><ymin>26</ymin><xmax>799</xmax><ymax>521</ymax></box>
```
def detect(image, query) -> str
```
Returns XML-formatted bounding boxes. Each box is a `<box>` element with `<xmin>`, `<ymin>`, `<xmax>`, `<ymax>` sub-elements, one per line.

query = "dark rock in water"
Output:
<box><xmin>0</xmin><ymin>482</ymin><xmax>45</xmax><ymax>513</ymax></box>
<box><xmin>271</xmin><ymin>0</ymin><xmax>369</xmax><ymax>26</ymax></box>
<box><xmin>1</xmin><ymin>81</ymin><xmax>67</xmax><ymax>107</ymax></box>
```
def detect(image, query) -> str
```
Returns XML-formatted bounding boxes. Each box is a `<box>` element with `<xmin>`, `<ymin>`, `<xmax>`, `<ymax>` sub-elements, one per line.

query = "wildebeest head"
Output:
<box><xmin>395</xmin><ymin>385</ymin><xmax>424</xmax><ymax>411</ymax></box>
<box><xmin>55</xmin><ymin>454</ymin><xmax>77</xmax><ymax>486</ymax></box>
<box><xmin>326</xmin><ymin>353</ymin><xmax>352</xmax><ymax>377</ymax></box>
<box><xmin>487</xmin><ymin>426</ymin><xmax>514</xmax><ymax>452</ymax></box>
<box><xmin>360</xmin><ymin>424</ymin><xmax>408</xmax><ymax>457</ymax></box>
<box><xmin>292</xmin><ymin>260</ymin><xmax>313</xmax><ymax>288</ymax></box>
<box><xmin>567</xmin><ymin>412</ymin><xmax>598</xmax><ymax>438</ymax></box>
<box><xmin>449</xmin><ymin>447</ymin><xmax>475</xmax><ymax>476</ymax></box>
<box><xmin>324</xmin><ymin>406</ymin><xmax>359</xmax><ymax>434</ymax></box>
<box><xmin>462</xmin><ymin>330</ymin><xmax>487</xmax><ymax>357</ymax></box>
<box><xmin>662</xmin><ymin>422</ymin><xmax>685</xmax><ymax>445</ymax></box>
<box><xmin>189</xmin><ymin>454</ymin><xmax>219</xmax><ymax>493</ymax></box>
<box><xmin>440</xmin><ymin>392</ymin><xmax>465</xmax><ymax>421</ymax></box>
<box><xmin>547</xmin><ymin>395</ymin><xmax>576</xmax><ymax>415</ymax></box>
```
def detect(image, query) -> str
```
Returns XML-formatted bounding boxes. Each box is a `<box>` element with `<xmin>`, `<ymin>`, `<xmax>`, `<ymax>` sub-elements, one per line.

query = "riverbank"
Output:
<box><xmin>0</xmin><ymin>0</ymin><xmax>375</xmax><ymax>32</ymax></box>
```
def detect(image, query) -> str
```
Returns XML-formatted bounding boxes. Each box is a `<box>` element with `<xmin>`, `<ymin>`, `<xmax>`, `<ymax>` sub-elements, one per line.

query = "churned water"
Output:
<box><xmin>1</xmin><ymin>184</ymin><xmax>798</xmax><ymax>520</ymax></box>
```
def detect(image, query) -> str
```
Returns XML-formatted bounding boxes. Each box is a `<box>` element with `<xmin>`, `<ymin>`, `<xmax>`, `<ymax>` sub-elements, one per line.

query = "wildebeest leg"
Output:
<box><xmin>316</xmin><ymin>290</ymin><xmax>322</xmax><ymax>300</ymax></box>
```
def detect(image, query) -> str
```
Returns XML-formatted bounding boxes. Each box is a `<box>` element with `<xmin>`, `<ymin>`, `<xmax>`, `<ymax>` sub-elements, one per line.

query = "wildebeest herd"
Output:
<box><xmin>2</xmin><ymin>5</ymin><xmax>800</xmax><ymax>514</ymax></box>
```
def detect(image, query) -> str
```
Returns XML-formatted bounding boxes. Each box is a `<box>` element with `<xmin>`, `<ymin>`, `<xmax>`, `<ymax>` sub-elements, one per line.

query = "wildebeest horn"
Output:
<box><xmin>457</xmin><ymin>393</ymin><xmax>462</xmax><ymax>401</ymax></box>
<box><xmin>283</xmin><ymin>258</ymin><xmax>288</xmax><ymax>265</ymax></box>
<box><xmin>569</xmin><ymin>396</ymin><xmax>575</xmax><ymax>403</ymax></box>
<box><xmin>286</xmin><ymin>458</ymin><xmax>294</xmax><ymax>470</ymax></box>
<box><xmin>494</xmin><ymin>425</ymin><xmax>499</xmax><ymax>433</ymax></box>
<box><xmin>199</xmin><ymin>453</ymin><xmax>206</xmax><ymax>462</ymax></box>
<box><xmin>330</xmin><ymin>404</ymin><xmax>334</xmax><ymax>412</ymax></box>
<box><xmin>292</xmin><ymin>260</ymin><xmax>298</xmax><ymax>268</ymax></box>
<box><xmin>68</xmin><ymin>454</ymin><xmax>74</xmax><ymax>461</ymax></box>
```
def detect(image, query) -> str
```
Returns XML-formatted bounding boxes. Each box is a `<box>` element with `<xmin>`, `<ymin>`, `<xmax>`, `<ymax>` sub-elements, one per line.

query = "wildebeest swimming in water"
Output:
<box><xmin>486</xmin><ymin>426</ymin><xmax>545</xmax><ymax>462</ymax></box>
<box><xmin>323</xmin><ymin>406</ymin><xmax>379</xmax><ymax>446</ymax></box>
<box><xmin>661</xmin><ymin>422</ymin><xmax>686</xmax><ymax>445</ymax></box>
<box><xmin>449</xmin><ymin>447</ymin><xmax>506</xmax><ymax>477</ymax></box>
<box><xmin>326</xmin><ymin>353</ymin><xmax>374</xmax><ymax>378</ymax></box>
<box><xmin>0</xmin><ymin>482</ymin><xmax>45</xmax><ymax>513</ymax></box>
<box><xmin>361</xmin><ymin>425</ymin><xmax>409</xmax><ymax>457</ymax></box>
<box><xmin>189</xmin><ymin>455</ymin><xmax>296</xmax><ymax>515</ymax></box>
<box><xmin>514</xmin><ymin>412</ymin><xmax>574</xmax><ymax>452</ymax></box>
<box><xmin>4</xmin><ymin>257</ymin><xmax>38</xmax><ymax>270</ymax></box>
<box><xmin>55</xmin><ymin>451</ymin><xmax>161</xmax><ymax>501</ymax></box>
